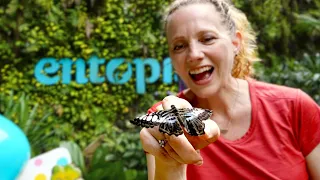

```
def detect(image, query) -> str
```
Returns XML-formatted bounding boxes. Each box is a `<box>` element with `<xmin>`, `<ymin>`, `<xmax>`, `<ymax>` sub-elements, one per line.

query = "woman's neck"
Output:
<box><xmin>195</xmin><ymin>78</ymin><xmax>250</xmax><ymax>118</ymax></box>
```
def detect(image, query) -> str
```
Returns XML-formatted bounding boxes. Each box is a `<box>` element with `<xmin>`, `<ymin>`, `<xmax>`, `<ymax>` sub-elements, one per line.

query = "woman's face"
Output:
<box><xmin>166</xmin><ymin>3</ymin><xmax>240</xmax><ymax>97</ymax></box>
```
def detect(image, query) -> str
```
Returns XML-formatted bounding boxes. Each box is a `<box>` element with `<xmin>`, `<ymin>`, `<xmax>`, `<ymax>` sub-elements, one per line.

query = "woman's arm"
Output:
<box><xmin>296</xmin><ymin>91</ymin><xmax>320</xmax><ymax>179</ymax></box>
<box><xmin>146</xmin><ymin>154</ymin><xmax>155</xmax><ymax>180</ymax></box>
<box><xmin>154</xmin><ymin>157</ymin><xmax>186</xmax><ymax>180</ymax></box>
<box><xmin>306</xmin><ymin>144</ymin><xmax>320</xmax><ymax>179</ymax></box>
<box><xmin>146</xmin><ymin>153</ymin><xmax>186</xmax><ymax>180</ymax></box>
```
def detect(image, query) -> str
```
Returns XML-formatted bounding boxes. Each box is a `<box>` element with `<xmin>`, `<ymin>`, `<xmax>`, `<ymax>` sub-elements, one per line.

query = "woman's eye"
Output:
<box><xmin>200</xmin><ymin>36</ymin><xmax>215</xmax><ymax>43</ymax></box>
<box><xmin>173</xmin><ymin>44</ymin><xmax>185</xmax><ymax>51</ymax></box>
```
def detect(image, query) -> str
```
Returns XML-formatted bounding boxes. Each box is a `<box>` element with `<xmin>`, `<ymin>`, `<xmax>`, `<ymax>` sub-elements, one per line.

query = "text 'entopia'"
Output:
<box><xmin>34</xmin><ymin>56</ymin><xmax>178</xmax><ymax>94</ymax></box>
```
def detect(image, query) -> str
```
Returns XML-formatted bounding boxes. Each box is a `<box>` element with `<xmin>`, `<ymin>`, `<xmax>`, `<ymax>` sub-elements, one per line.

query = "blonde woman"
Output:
<box><xmin>139</xmin><ymin>0</ymin><xmax>320</xmax><ymax>179</ymax></box>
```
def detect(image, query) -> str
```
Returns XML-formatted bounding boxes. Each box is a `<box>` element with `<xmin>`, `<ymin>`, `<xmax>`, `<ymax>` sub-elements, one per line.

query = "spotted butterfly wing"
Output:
<box><xmin>130</xmin><ymin>105</ymin><xmax>213</xmax><ymax>136</ymax></box>
<box><xmin>130</xmin><ymin>106</ymin><xmax>183</xmax><ymax>136</ymax></box>
<box><xmin>177</xmin><ymin>107</ymin><xmax>213</xmax><ymax>136</ymax></box>
<box><xmin>158</xmin><ymin>114</ymin><xmax>184</xmax><ymax>136</ymax></box>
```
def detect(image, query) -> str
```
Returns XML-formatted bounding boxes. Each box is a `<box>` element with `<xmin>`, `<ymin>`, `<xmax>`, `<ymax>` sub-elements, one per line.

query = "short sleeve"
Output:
<box><xmin>147</xmin><ymin>91</ymin><xmax>188</xmax><ymax>113</ymax></box>
<box><xmin>293</xmin><ymin>90</ymin><xmax>320</xmax><ymax>156</ymax></box>
<box><xmin>147</xmin><ymin>101</ymin><xmax>163</xmax><ymax>113</ymax></box>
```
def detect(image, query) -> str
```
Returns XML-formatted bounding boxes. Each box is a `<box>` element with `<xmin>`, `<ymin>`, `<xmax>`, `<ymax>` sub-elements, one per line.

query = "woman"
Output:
<box><xmin>139</xmin><ymin>0</ymin><xmax>320</xmax><ymax>179</ymax></box>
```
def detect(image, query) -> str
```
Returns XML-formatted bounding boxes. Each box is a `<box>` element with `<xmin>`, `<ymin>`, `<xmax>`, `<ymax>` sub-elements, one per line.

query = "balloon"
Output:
<box><xmin>0</xmin><ymin>114</ymin><xmax>31</xmax><ymax>180</ymax></box>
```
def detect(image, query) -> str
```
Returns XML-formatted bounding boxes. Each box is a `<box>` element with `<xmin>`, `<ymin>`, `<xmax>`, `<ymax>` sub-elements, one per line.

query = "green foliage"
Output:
<box><xmin>233</xmin><ymin>0</ymin><xmax>319</xmax><ymax>104</ymax></box>
<box><xmin>0</xmin><ymin>0</ymin><xmax>177</xmax><ymax>149</ymax></box>
<box><xmin>234</xmin><ymin>0</ymin><xmax>319</xmax><ymax>61</ymax></box>
<box><xmin>60</xmin><ymin>141</ymin><xmax>86</xmax><ymax>174</ymax></box>
<box><xmin>61</xmin><ymin>138</ymin><xmax>147</xmax><ymax>180</ymax></box>
<box><xmin>0</xmin><ymin>91</ymin><xmax>59</xmax><ymax>156</ymax></box>
<box><xmin>255</xmin><ymin>53</ymin><xmax>320</xmax><ymax>104</ymax></box>
<box><xmin>294</xmin><ymin>0</ymin><xmax>320</xmax><ymax>36</ymax></box>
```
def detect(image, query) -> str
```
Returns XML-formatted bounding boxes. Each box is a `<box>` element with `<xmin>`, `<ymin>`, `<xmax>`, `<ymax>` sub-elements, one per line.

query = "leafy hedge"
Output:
<box><xmin>0</xmin><ymin>0</ymin><xmax>177</xmax><ymax>148</ymax></box>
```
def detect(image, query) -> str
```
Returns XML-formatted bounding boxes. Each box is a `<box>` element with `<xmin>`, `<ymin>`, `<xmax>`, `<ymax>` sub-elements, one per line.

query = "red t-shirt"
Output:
<box><xmin>148</xmin><ymin>80</ymin><xmax>320</xmax><ymax>180</ymax></box>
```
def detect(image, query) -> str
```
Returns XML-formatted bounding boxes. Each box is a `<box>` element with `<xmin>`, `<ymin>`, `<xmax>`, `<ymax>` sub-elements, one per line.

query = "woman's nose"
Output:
<box><xmin>187</xmin><ymin>43</ymin><xmax>204</xmax><ymax>63</ymax></box>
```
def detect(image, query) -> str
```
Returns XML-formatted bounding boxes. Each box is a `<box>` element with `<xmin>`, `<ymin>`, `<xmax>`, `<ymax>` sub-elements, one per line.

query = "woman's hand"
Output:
<box><xmin>140</xmin><ymin>95</ymin><xmax>220</xmax><ymax>179</ymax></box>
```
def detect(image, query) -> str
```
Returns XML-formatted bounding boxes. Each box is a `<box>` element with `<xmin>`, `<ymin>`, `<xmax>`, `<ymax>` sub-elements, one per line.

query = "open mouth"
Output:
<box><xmin>189</xmin><ymin>66</ymin><xmax>214</xmax><ymax>82</ymax></box>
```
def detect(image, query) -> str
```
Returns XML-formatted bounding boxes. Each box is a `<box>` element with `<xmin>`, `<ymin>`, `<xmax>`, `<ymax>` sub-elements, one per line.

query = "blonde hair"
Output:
<box><xmin>164</xmin><ymin>0</ymin><xmax>260</xmax><ymax>78</ymax></box>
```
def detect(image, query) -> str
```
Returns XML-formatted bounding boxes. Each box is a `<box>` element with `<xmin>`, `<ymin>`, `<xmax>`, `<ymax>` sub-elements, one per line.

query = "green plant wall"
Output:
<box><xmin>0</xmin><ymin>0</ymin><xmax>178</xmax><ymax>148</ymax></box>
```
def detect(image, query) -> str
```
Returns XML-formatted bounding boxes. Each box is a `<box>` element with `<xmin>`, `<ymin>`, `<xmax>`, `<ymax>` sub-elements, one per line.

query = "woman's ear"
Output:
<box><xmin>232</xmin><ymin>31</ymin><xmax>242</xmax><ymax>55</ymax></box>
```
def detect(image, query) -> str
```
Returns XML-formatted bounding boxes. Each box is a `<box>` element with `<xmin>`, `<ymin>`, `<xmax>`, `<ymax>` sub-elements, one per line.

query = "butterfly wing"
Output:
<box><xmin>130</xmin><ymin>109</ymin><xmax>184</xmax><ymax>136</ymax></box>
<box><xmin>130</xmin><ymin>110</ymin><xmax>166</xmax><ymax>128</ymax></box>
<box><xmin>177</xmin><ymin>108</ymin><xmax>213</xmax><ymax>136</ymax></box>
<box><xmin>130</xmin><ymin>106</ymin><xmax>212</xmax><ymax>136</ymax></box>
<box><xmin>158</xmin><ymin>114</ymin><xmax>183</xmax><ymax>136</ymax></box>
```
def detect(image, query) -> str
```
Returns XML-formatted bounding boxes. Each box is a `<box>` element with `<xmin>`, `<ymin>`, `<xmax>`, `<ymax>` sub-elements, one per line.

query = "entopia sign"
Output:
<box><xmin>34</xmin><ymin>56</ymin><xmax>178</xmax><ymax>94</ymax></box>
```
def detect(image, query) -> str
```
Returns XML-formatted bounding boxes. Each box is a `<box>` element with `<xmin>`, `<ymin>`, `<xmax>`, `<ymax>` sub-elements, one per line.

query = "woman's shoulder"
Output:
<box><xmin>249</xmin><ymin>79</ymin><xmax>319</xmax><ymax>114</ymax></box>
<box><xmin>249</xmin><ymin>79</ymin><xmax>301</xmax><ymax>100</ymax></box>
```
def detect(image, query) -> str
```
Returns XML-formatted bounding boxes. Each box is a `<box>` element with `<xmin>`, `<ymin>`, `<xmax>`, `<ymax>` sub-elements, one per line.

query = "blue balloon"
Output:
<box><xmin>0</xmin><ymin>114</ymin><xmax>30</xmax><ymax>180</ymax></box>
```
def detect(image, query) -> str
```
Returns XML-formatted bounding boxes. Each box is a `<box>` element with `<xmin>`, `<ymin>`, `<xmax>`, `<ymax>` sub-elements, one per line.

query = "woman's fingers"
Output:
<box><xmin>140</xmin><ymin>95</ymin><xmax>218</xmax><ymax>166</ymax></box>
<box><xmin>140</xmin><ymin>127</ymin><xmax>197</xmax><ymax>165</ymax></box>
<box><xmin>143</xmin><ymin>98</ymin><xmax>198</xmax><ymax>164</ymax></box>
<box><xmin>161</xmin><ymin>96</ymin><xmax>203</xmax><ymax>164</ymax></box>
<box><xmin>162</xmin><ymin>142</ymin><xmax>185</xmax><ymax>164</ymax></box>
<box><xmin>162</xmin><ymin>95</ymin><xmax>193</xmax><ymax>109</ymax></box>
<box><xmin>187</xmin><ymin>119</ymin><xmax>220</xmax><ymax>150</ymax></box>
<box><xmin>140</xmin><ymin>128</ymin><xmax>174</xmax><ymax>162</ymax></box>
<box><xmin>141</xmin><ymin>126</ymin><xmax>202</xmax><ymax>165</ymax></box>
<box><xmin>201</xmin><ymin>119</ymin><xmax>220</xmax><ymax>144</ymax></box>
<box><xmin>165</xmin><ymin>133</ymin><xmax>203</xmax><ymax>165</ymax></box>
<box><xmin>162</xmin><ymin>95</ymin><xmax>220</xmax><ymax>150</ymax></box>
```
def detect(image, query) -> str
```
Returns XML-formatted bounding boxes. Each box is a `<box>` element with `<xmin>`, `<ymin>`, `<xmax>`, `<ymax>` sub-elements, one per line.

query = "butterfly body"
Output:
<box><xmin>130</xmin><ymin>105</ymin><xmax>213</xmax><ymax>136</ymax></box>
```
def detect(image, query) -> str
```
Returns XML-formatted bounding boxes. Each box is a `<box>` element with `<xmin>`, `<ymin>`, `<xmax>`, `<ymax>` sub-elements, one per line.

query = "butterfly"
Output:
<box><xmin>130</xmin><ymin>105</ymin><xmax>213</xmax><ymax>136</ymax></box>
